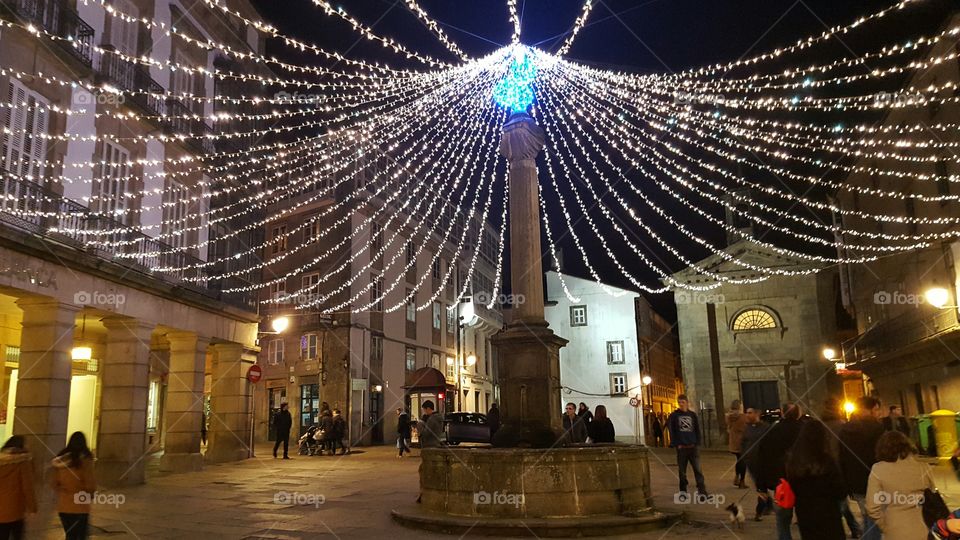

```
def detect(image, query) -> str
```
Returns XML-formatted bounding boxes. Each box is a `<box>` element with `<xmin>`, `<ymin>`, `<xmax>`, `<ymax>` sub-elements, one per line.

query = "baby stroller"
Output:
<box><xmin>298</xmin><ymin>424</ymin><xmax>323</xmax><ymax>456</ymax></box>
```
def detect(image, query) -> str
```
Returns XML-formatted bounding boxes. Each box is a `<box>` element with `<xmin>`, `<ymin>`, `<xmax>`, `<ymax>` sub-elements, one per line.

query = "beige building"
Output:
<box><xmin>670</xmin><ymin>242</ymin><xmax>841</xmax><ymax>447</ymax></box>
<box><xmin>838</xmin><ymin>12</ymin><xmax>960</xmax><ymax>416</ymax></box>
<box><xmin>254</xmin><ymin>150</ymin><xmax>503</xmax><ymax>446</ymax></box>
<box><xmin>0</xmin><ymin>0</ymin><xmax>268</xmax><ymax>484</ymax></box>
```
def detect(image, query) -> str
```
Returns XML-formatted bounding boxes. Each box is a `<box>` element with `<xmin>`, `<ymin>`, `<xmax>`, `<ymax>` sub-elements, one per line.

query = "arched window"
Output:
<box><xmin>731</xmin><ymin>308</ymin><xmax>777</xmax><ymax>331</ymax></box>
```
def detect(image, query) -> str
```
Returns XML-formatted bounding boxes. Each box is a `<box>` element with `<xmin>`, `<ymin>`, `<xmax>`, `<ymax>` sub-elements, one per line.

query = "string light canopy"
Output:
<box><xmin>2</xmin><ymin>0</ymin><xmax>958</xmax><ymax>313</ymax></box>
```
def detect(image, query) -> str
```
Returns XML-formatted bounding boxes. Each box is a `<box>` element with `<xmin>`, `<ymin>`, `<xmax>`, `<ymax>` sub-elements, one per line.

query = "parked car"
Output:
<box><xmin>444</xmin><ymin>412</ymin><xmax>491</xmax><ymax>444</ymax></box>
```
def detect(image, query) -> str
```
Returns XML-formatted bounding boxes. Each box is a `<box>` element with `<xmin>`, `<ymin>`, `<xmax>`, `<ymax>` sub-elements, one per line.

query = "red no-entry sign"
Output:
<box><xmin>247</xmin><ymin>364</ymin><xmax>263</xmax><ymax>383</ymax></box>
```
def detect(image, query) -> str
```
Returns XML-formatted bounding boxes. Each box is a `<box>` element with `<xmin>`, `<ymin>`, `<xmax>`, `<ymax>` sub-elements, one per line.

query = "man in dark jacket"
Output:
<box><xmin>397</xmin><ymin>408</ymin><xmax>412</xmax><ymax>457</ymax></box>
<box><xmin>417</xmin><ymin>400</ymin><xmax>444</xmax><ymax>448</ymax></box>
<box><xmin>318</xmin><ymin>409</ymin><xmax>335</xmax><ymax>455</ymax></box>
<box><xmin>740</xmin><ymin>407</ymin><xmax>770</xmax><ymax>520</ymax></box>
<box><xmin>332</xmin><ymin>409</ymin><xmax>348</xmax><ymax>455</ymax></box>
<box><xmin>273</xmin><ymin>403</ymin><xmax>293</xmax><ymax>459</ymax></box>
<box><xmin>759</xmin><ymin>402</ymin><xmax>805</xmax><ymax>540</ymax></box>
<box><xmin>882</xmin><ymin>405</ymin><xmax>910</xmax><ymax>436</ymax></box>
<box><xmin>561</xmin><ymin>402</ymin><xmax>588</xmax><ymax>444</ymax></box>
<box><xmin>839</xmin><ymin>396</ymin><xmax>884</xmax><ymax>540</ymax></box>
<box><xmin>667</xmin><ymin>394</ymin><xmax>707</xmax><ymax>496</ymax></box>
<box><xmin>487</xmin><ymin>403</ymin><xmax>500</xmax><ymax>442</ymax></box>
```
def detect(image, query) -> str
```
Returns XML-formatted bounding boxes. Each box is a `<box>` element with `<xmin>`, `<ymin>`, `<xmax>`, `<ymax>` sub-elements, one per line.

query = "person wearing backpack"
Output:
<box><xmin>759</xmin><ymin>403</ymin><xmax>806</xmax><ymax>540</ymax></box>
<box><xmin>785</xmin><ymin>420</ymin><xmax>846</xmax><ymax>539</ymax></box>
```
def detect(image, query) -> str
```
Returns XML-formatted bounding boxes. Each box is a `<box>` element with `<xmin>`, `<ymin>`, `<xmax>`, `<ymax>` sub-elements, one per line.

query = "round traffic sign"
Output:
<box><xmin>629</xmin><ymin>397</ymin><xmax>640</xmax><ymax>408</ymax></box>
<box><xmin>247</xmin><ymin>364</ymin><xmax>263</xmax><ymax>383</ymax></box>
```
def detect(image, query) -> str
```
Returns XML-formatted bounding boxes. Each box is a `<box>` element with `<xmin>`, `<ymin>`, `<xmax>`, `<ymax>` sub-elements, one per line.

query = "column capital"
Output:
<box><xmin>15</xmin><ymin>297</ymin><xmax>82</xmax><ymax>317</ymax></box>
<box><xmin>499</xmin><ymin>113</ymin><xmax>545</xmax><ymax>166</ymax></box>
<box><xmin>165</xmin><ymin>331</ymin><xmax>210</xmax><ymax>351</ymax></box>
<box><xmin>101</xmin><ymin>317</ymin><xmax>154</xmax><ymax>339</ymax></box>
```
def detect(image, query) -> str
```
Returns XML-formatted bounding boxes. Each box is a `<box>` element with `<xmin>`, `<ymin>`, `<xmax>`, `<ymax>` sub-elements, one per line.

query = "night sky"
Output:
<box><xmin>250</xmin><ymin>0</ymin><xmax>956</xmax><ymax>320</ymax></box>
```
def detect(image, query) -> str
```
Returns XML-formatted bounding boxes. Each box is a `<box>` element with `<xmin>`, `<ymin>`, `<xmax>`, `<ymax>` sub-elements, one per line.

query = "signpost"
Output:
<box><xmin>247</xmin><ymin>364</ymin><xmax>263</xmax><ymax>383</ymax></box>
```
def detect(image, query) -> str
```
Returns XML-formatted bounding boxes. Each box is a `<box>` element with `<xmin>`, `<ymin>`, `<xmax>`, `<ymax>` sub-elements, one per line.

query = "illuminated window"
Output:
<box><xmin>732</xmin><ymin>309</ymin><xmax>777</xmax><ymax>331</ymax></box>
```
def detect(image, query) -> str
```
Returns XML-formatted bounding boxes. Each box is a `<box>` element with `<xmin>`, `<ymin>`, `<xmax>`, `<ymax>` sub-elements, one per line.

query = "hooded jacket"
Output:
<box><xmin>0</xmin><ymin>449</ymin><xmax>37</xmax><ymax>523</ymax></box>
<box><xmin>50</xmin><ymin>455</ymin><xmax>96</xmax><ymax>514</ymax></box>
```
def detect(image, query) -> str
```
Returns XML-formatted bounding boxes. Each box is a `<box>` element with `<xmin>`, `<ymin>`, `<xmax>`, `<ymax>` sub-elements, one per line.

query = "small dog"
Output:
<box><xmin>726</xmin><ymin>503</ymin><xmax>746</xmax><ymax>530</ymax></box>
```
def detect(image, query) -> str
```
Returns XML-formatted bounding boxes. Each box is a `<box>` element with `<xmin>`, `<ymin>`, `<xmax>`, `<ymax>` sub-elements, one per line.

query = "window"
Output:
<box><xmin>406</xmin><ymin>288</ymin><xmax>416</xmax><ymax>322</ymax></box>
<box><xmin>111</xmin><ymin>0</ymin><xmax>139</xmax><ymax>55</ymax></box>
<box><xmin>371</xmin><ymin>221</ymin><xmax>383</xmax><ymax>253</ymax></box>
<box><xmin>936</xmin><ymin>159</ymin><xmax>950</xmax><ymax>197</ymax></box>
<box><xmin>96</xmin><ymin>141</ymin><xmax>131</xmax><ymax>222</ymax></box>
<box><xmin>146</xmin><ymin>379</ymin><xmax>160</xmax><ymax>431</ymax></box>
<box><xmin>406</xmin><ymin>241</ymin><xmax>416</xmax><ymax>266</ymax></box>
<box><xmin>432</xmin><ymin>258</ymin><xmax>441</xmax><ymax>279</ymax></box>
<box><xmin>371</xmin><ymin>335</ymin><xmax>383</xmax><ymax>365</ymax></box>
<box><xmin>610</xmin><ymin>373</ymin><xmax>627</xmax><ymax>395</ymax></box>
<box><xmin>731</xmin><ymin>308</ymin><xmax>777</xmax><ymax>331</ymax></box>
<box><xmin>446</xmin><ymin>357</ymin><xmax>455</xmax><ymax>379</ymax></box>
<box><xmin>161</xmin><ymin>179</ymin><xmax>190</xmax><ymax>249</ymax></box>
<box><xmin>301</xmin><ymin>273</ymin><xmax>320</xmax><ymax>303</ymax></box>
<box><xmin>372</xmin><ymin>274</ymin><xmax>384</xmax><ymax>311</ymax></box>
<box><xmin>4</xmin><ymin>345</ymin><xmax>20</xmax><ymax>365</ymax></box>
<box><xmin>606</xmin><ymin>341</ymin><xmax>625</xmax><ymax>364</ymax></box>
<box><xmin>485</xmin><ymin>339</ymin><xmax>491</xmax><ymax>375</ymax></box>
<box><xmin>301</xmin><ymin>333</ymin><xmax>319</xmax><ymax>360</ymax></box>
<box><xmin>304</xmin><ymin>216</ymin><xmax>322</xmax><ymax>244</ymax></box>
<box><xmin>269</xmin><ymin>280</ymin><xmax>286</xmax><ymax>301</ymax></box>
<box><xmin>431</xmin><ymin>352</ymin><xmax>440</xmax><ymax>369</ymax></box>
<box><xmin>267</xmin><ymin>339</ymin><xmax>284</xmax><ymax>365</ymax></box>
<box><xmin>1</xmin><ymin>79</ymin><xmax>49</xmax><ymax>180</ymax></box>
<box><xmin>405</xmin><ymin>347</ymin><xmax>416</xmax><ymax>372</ymax></box>
<box><xmin>432</xmin><ymin>302</ymin><xmax>442</xmax><ymax>330</ymax></box>
<box><xmin>271</xmin><ymin>224</ymin><xmax>287</xmax><ymax>255</ymax></box>
<box><xmin>639</xmin><ymin>341</ymin><xmax>651</xmax><ymax>371</ymax></box>
<box><xmin>446</xmin><ymin>304</ymin><xmax>456</xmax><ymax>333</ymax></box>
<box><xmin>570</xmin><ymin>305</ymin><xmax>588</xmax><ymax>326</ymax></box>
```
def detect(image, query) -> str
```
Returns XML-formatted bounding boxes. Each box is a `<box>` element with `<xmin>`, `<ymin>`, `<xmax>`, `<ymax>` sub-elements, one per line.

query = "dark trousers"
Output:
<box><xmin>676</xmin><ymin>446</ymin><xmax>706</xmax><ymax>493</ymax></box>
<box><xmin>733</xmin><ymin>452</ymin><xmax>747</xmax><ymax>481</ymax></box>
<box><xmin>398</xmin><ymin>435</ymin><xmax>411</xmax><ymax>456</ymax></box>
<box><xmin>0</xmin><ymin>520</ymin><xmax>24</xmax><ymax>540</ymax></box>
<box><xmin>273</xmin><ymin>431</ymin><xmax>290</xmax><ymax>457</ymax></box>
<box><xmin>59</xmin><ymin>513</ymin><xmax>89</xmax><ymax>540</ymax></box>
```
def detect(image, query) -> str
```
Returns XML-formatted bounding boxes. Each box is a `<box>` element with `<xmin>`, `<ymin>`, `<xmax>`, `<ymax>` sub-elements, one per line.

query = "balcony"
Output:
<box><xmin>0</xmin><ymin>173</ymin><xmax>254</xmax><ymax>310</ymax></box>
<box><xmin>844</xmin><ymin>307</ymin><xmax>960</xmax><ymax>365</ymax></box>
<box><xmin>1</xmin><ymin>0</ymin><xmax>95</xmax><ymax>67</ymax></box>
<box><xmin>164</xmin><ymin>99</ymin><xmax>216</xmax><ymax>155</ymax></box>
<box><xmin>97</xmin><ymin>45</ymin><xmax>165</xmax><ymax>117</ymax></box>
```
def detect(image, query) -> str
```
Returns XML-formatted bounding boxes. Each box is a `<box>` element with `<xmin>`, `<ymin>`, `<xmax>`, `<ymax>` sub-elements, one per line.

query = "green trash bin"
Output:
<box><xmin>930</xmin><ymin>410</ymin><xmax>959</xmax><ymax>458</ymax></box>
<box><xmin>916</xmin><ymin>415</ymin><xmax>933</xmax><ymax>455</ymax></box>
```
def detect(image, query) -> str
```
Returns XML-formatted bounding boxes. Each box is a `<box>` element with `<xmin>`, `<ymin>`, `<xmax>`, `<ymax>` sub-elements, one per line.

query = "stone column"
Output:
<box><xmin>159</xmin><ymin>331</ymin><xmax>208</xmax><ymax>473</ymax></box>
<box><xmin>14</xmin><ymin>298</ymin><xmax>79</xmax><ymax>475</ymax></box>
<box><xmin>492</xmin><ymin>113</ymin><xmax>568</xmax><ymax>447</ymax></box>
<box><xmin>206</xmin><ymin>342</ymin><xmax>252</xmax><ymax>463</ymax></box>
<box><xmin>97</xmin><ymin>318</ymin><xmax>153</xmax><ymax>486</ymax></box>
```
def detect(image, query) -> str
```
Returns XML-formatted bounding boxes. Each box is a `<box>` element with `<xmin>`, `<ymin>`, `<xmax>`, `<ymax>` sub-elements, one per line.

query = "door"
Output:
<box><xmin>267</xmin><ymin>387</ymin><xmax>286</xmax><ymax>441</ymax></box>
<box><xmin>741</xmin><ymin>381</ymin><xmax>779</xmax><ymax>413</ymax></box>
<box><xmin>299</xmin><ymin>384</ymin><xmax>319</xmax><ymax>436</ymax></box>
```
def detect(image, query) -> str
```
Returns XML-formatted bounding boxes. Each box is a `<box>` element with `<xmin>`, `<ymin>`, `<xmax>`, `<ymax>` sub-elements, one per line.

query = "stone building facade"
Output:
<box><xmin>670</xmin><ymin>242</ymin><xmax>841</xmax><ymax>447</ymax></box>
<box><xmin>837</xmin><ymin>12</ymin><xmax>960</xmax><ymax>415</ymax></box>
<box><xmin>253</xmin><ymin>152</ymin><xmax>503</xmax><ymax>446</ymax></box>
<box><xmin>0</xmin><ymin>0</ymin><xmax>268</xmax><ymax>484</ymax></box>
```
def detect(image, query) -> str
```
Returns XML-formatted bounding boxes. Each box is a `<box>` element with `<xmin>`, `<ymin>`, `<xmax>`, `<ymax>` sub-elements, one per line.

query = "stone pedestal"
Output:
<box><xmin>206</xmin><ymin>342</ymin><xmax>252</xmax><ymax>463</ymax></box>
<box><xmin>13</xmin><ymin>299</ymin><xmax>79</xmax><ymax>478</ymax></box>
<box><xmin>491</xmin><ymin>323</ymin><xmax>567</xmax><ymax>447</ymax></box>
<box><xmin>393</xmin><ymin>446</ymin><xmax>674</xmax><ymax>536</ymax></box>
<box><xmin>97</xmin><ymin>318</ymin><xmax>154</xmax><ymax>486</ymax></box>
<box><xmin>160</xmin><ymin>331</ymin><xmax>208</xmax><ymax>473</ymax></box>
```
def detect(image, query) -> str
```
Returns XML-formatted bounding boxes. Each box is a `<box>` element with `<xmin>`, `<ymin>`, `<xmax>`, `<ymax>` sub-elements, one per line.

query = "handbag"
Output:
<box><xmin>922</xmin><ymin>488</ymin><xmax>950</xmax><ymax>528</ymax></box>
<box><xmin>774</xmin><ymin>478</ymin><xmax>795</xmax><ymax>509</ymax></box>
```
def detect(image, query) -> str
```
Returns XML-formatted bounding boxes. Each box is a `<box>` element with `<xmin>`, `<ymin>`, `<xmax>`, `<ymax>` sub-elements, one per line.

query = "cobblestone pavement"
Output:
<box><xmin>20</xmin><ymin>443</ymin><xmax>957</xmax><ymax>539</ymax></box>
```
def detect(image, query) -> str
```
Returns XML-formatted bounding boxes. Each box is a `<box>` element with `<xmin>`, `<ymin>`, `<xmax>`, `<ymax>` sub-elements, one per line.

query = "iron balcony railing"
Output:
<box><xmin>0</xmin><ymin>0</ymin><xmax>94</xmax><ymax>66</ymax></box>
<box><xmin>844</xmin><ymin>307</ymin><xmax>960</xmax><ymax>365</ymax></box>
<box><xmin>0</xmin><ymin>172</ymin><xmax>255</xmax><ymax>310</ymax></box>
<box><xmin>164</xmin><ymin>99</ymin><xmax>216</xmax><ymax>155</ymax></box>
<box><xmin>97</xmin><ymin>45</ymin><xmax>165</xmax><ymax>117</ymax></box>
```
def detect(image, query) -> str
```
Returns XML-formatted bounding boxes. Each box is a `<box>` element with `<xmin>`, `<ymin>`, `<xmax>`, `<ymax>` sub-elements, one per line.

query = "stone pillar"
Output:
<box><xmin>206</xmin><ymin>342</ymin><xmax>251</xmax><ymax>463</ymax></box>
<box><xmin>13</xmin><ymin>298</ymin><xmax>79</xmax><ymax>475</ymax></box>
<box><xmin>492</xmin><ymin>113</ymin><xmax>568</xmax><ymax>448</ymax></box>
<box><xmin>97</xmin><ymin>318</ymin><xmax>153</xmax><ymax>486</ymax></box>
<box><xmin>159</xmin><ymin>331</ymin><xmax>208</xmax><ymax>473</ymax></box>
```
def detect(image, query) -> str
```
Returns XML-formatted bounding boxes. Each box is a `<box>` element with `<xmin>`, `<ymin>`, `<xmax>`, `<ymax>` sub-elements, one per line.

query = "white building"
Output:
<box><xmin>545</xmin><ymin>271</ymin><xmax>649</xmax><ymax>443</ymax></box>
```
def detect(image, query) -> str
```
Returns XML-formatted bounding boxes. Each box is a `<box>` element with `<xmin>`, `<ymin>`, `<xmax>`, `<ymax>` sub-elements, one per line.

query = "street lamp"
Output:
<box><xmin>270</xmin><ymin>316</ymin><xmax>290</xmax><ymax>334</ymax></box>
<box><xmin>822</xmin><ymin>347</ymin><xmax>837</xmax><ymax>361</ymax></box>
<box><xmin>924</xmin><ymin>287</ymin><xmax>953</xmax><ymax>309</ymax></box>
<box><xmin>641</xmin><ymin>374</ymin><xmax>653</xmax><ymax>386</ymax></box>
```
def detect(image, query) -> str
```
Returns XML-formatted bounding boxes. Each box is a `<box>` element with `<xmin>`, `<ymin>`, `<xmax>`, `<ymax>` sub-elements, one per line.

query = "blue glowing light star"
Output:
<box><xmin>493</xmin><ymin>47</ymin><xmax>537</xmax><ymax>113</ymax></box>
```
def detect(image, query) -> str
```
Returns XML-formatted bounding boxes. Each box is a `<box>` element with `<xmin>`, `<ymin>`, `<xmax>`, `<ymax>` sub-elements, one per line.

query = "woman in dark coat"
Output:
<box><xmin>588</xmin><ymin>405</ymin><xmax>616</xmax><ymax>443</ymax></box>
<box><xmin>318</xmin><ymin>409</ymin><xmax>335</xmax><ymax>455</ymax></box>
<box><xmin>785</xmin><ymin>420</ymin><xmax>847</xmax><ymax>540</ymax></box>
<box><xmin>577</xmin><ymin>403</ymin><xmax>594</xmax><ymax>424</ymax></box>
